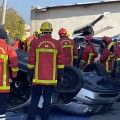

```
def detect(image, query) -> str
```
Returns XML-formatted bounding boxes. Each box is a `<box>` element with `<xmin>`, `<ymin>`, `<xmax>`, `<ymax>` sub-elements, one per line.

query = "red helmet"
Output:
<box><xmin>85</xmin><ymin>35</ymin><xmax>93</xmax><ymax>41</ymax></box>
<box><xmin>58</xmin><ymin>28</ymin><xmax>67</xmax><ymax>35</ymax></box>
<box><xmin>102</xmin><ymin>36</ymin><xmax>112</xmax><ymax>44</ymax></box>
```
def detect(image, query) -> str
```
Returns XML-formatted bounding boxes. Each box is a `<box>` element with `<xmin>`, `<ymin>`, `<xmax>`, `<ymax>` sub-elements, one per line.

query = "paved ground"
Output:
<box><xmin>6</xmin><ymin>102</ymin><xmax>120</xmax><ymax>120</ymax></box>
<box><xmin>90</xmin><ymin>102</ymin><xmax>120</xmax><ymax>120</ymax></box>
<box><xmin>6</xmin><ymin>108</ymin><xmax>90</xmax><ymax>120</ymax></box>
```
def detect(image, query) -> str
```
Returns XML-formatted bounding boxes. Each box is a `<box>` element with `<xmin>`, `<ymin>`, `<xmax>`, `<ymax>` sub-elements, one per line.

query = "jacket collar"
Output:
<box><xmin>41</xmin><ymin>34</ymin><xmax>52</xmax><ymax>38</ymax></box>
<box><xmin>59</xmin><ymin>36</ymin><xmax>68</xmax><ymax>40</ymax></box>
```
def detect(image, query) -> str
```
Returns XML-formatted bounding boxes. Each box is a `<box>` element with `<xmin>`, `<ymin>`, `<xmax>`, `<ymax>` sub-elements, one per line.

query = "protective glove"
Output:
<box><xmin>109</xmin><ymin>45</ymin><xmax>114</xmax><ymax>52</ymax></box>
<box><xmin>73</xmin><ymin>58</ymin><xmax>77</xmax><ymax>67</ymax></box>
<box><xmin>27</xmin><ymin>69</ymin><xmax>34</xmax><ymax>84</ymax></box>
<box><xmin>58</xmin><ymin>68</ymin><xmax>64</xmax><ymax>85</ymax></box>
<box><xmin>9</xmin><ymin>77</ymin><xmax>17</xmax><ymax>90</ymax></box>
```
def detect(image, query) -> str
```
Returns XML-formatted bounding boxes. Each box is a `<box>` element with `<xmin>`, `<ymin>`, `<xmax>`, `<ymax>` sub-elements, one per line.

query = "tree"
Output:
<box><xmin>0</xmin><ymin>7</ymin><xmax>25</xmax><ymax>40</ymax></box>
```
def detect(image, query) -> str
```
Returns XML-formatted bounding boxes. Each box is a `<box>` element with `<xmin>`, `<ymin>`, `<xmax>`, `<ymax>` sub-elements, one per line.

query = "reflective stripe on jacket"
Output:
<box><xmin>106</xmin><ymin>53</ymin><xmax>115</xmax><ymax>72</ymax></box>
<box><xmin>100</xmin><ymin>48</ymin><xmax>115</xmax><ymax>73</ymax></box>
<box><xmin>0</xmin><ymin>39</ymin><xmax>18</xmax><ymax>93</ymax></box>
<box><xmin>58</xmin><ymin>36</ymin><xmax>78</xmax><ymax>65</ymax></box>
<box><xmin>28</xmin><ymin>34</ymin><xmax>64</xmax><ymax>85</ymax></box>
<box><xmin>24</xmin><ymin>35</ymin><xmax>36</xmax><ymax>52</ymax></box>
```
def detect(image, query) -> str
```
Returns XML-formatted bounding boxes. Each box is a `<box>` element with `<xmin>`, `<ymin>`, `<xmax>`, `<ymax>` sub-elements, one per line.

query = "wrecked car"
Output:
<box><xmin>7</xmin><ymin>49</ymin><xmax>120</xmax><ymax>115</ymax></box>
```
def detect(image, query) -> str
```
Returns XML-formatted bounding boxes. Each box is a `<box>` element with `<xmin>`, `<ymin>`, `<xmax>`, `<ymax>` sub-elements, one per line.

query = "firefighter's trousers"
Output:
<box><xmin>0</xmin><ymin>93</ymin><xmax>9</xmax><ymax>120</ymax></box>
<box><xmin>27</xmin><ymin>84</ymin><xmax>55</xmax><ymax>120</ymax></box>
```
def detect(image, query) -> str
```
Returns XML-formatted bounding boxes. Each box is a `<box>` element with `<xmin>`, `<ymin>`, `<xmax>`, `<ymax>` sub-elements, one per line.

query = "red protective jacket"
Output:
<box><xmin>81</xmin><ymin>43</ymin><xmax>98</xmax><ymax>68</ymax></box>
<box><xmin>28</xmin><ymin>34</ymin><xmax>64</xmax><ymax>85</ymax></box>
<box><xmin>58</xmin><ymin>36</ymin><xmax>78</xmax><ymax>65</ymax></box>
<box><xmin>100</xmin><ymin>48</ymin><xmax>115</xmax><ymax>73</ymax></box>
<box><xmin>11</xmin><ymin>39</ymin><xmax>24</xmax><ymax>50</ymax></box>
<box><xmin>0</xmin><ymin>39</ymin><xmax>19</xmax><ymax>93</ymax></box>
<box><xmin>114</xmin><ymin>43</ymin><xmax>120</xmax><ymax>60</ymax></box>
<box><xmin>24</xmin><ymin>35</ymin><xmax>36</xmax><ymax>52</ymax></box>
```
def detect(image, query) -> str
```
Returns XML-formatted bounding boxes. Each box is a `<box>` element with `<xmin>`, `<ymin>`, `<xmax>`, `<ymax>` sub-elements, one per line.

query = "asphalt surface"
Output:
<box><xmin>6</xmin><ymin>108</ymin><xmax>90</xmax><ymax>120</ymax></box>
<box><xmin>90</xmin><ymin>102</ymin><xmax>120</xmax><ymax>120</ymax></box>
<box><xmin>6</xmin><ymin>102</ymin><xmax>120</xmax><ymax>120</ymax></box>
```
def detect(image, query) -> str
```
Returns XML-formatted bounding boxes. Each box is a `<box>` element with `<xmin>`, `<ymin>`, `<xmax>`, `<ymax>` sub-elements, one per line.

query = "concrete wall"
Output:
<box><xmin>31</xmin><ymin>2</ymin><xmax>120</xmax><ymax>39</ymax></box>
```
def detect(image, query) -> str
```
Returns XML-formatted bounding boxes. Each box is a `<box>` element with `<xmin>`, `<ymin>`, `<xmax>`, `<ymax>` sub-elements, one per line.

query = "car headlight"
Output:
<box><xmin>79</xmin><ymin>105</ymin><xmax>89</xmax><ymax>113</ymax></box>
<box><xmin>79</xmin><ymin>104</ymin><xmax>95</xmax><ymax>114</ymax></box>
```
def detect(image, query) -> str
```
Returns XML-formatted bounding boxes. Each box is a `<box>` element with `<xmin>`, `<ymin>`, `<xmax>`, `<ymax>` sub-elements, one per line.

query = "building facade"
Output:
<box><xmin>31</xmin><ymin>0</ymin><xmax>120</xmax><ymax>39</ymax></box>
<box><xmin>24</xmin><ymin>24</ymin><xmax>30</xmax><ymax>37</ymax></box>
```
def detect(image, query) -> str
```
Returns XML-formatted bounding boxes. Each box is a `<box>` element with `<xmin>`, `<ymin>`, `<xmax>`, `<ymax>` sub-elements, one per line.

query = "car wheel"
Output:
<box><xmin>83</xmin><ymin>62</ymin><xmax>108</xmax><ymax>77</ymax></box>
<box><xmin>56</xmin><ymin>65</ymin><xmax>83</xmax><ymax>93</ymax></box>
<box><xmin>55</xmin><ymin>65</ymin><xmax>83</xmax><ymax>103</ymax></box>
<box><xmin>7</xmin><ymin>70</ymin><xmax>31</xmax><ymax>111</ymax></box>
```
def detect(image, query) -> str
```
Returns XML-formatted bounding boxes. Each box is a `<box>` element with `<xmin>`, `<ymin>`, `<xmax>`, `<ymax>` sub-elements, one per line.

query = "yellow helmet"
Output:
<box><xmin>21</xmin><ymin>36</ymin><xmax>26</xmax><ymax>42</ymax></box>
<box><xmin>66</xmin><ymin>31</ymin><xmax>70</xmax><ymax>37</ymax></box>
<box><xmin>40</xmin><ymin>21</ymin><xmax>53</xmax><ymax>32</ymax></box>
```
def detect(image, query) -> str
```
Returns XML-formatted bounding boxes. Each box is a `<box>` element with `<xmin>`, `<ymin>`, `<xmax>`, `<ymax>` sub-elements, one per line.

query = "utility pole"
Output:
<box><xmin>1</xmin><ymin>0</ymin><xmax>7</xmax><ymax>29</ymax></box>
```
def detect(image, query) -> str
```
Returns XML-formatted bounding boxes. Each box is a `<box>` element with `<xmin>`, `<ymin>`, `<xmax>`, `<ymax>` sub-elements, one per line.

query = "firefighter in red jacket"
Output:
<box><xmin>24</xmin><ymin>31</ymin><xmax>38</xmax><ymax>52</ymax></box>
<box><xmin>27</xmin><ymin>21</ymin><xmax>64</xmax><ymax>120</ymax></box>
<box><xmin>11</xmin><ymin>38</ymin><xmax>24</xmax><ymax>50</ymax></box>
<box><xmin>112</xmin><ymin>39</ymin><xmax>120</xmax><ymax>78</ymax></box>
<box><xmin>99</xmin><ymin>36</ymin><xmax>115</xmax><ymax>75</ymax></box>
<box><xmin>58</xmin><ymin>28</ymin><xmax>78</xmax><ymax>66</ymax></box>
<box><xmin>80</xmin><ymin>35</ymin><xmax>98</xmax><ymax>69</ymax></box>
<box><xmin>0</xmin><ymin>28</ymin><xmax>19</xmax><ymax>119</ymax></box>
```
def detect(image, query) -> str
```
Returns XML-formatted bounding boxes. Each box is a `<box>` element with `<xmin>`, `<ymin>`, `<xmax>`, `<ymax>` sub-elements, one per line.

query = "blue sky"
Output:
<box><xmin>0</xmin><ymin>0</ymin><xmax>100</xmax><ymax>25</ymax></box>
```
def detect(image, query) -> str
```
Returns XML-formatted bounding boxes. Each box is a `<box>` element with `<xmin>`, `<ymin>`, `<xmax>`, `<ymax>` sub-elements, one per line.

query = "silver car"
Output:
<box><xmin>7</xmin><ymin>49</ymin><xmax>120</xmax><ymax>115</ymax></box>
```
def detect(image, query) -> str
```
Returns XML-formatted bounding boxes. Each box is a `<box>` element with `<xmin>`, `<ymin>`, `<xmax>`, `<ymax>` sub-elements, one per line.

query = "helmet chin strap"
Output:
<box><xmin>42</xmin><ymin>32</ymin><xmax>52</xmax><ymax>34</ymax></box>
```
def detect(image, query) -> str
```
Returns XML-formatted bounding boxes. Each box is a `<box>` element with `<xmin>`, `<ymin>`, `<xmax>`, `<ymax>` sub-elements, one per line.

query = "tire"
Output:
<box><xmin>83</xmin><ymin>62</ymin><xmax>108</xmax><ymax>77</ymax></box>
<box><xmin>7</xmin><ymin>70</ymin><xmax>31</xmax><ymax>111</ymax></box>
<box><xmin>7</xmin><ymin>49</ymin><xmax>30</xmax><ymax>111</ymax></box>
<box><xmin>55</xmin><ymin>65</ymin><xmax>83</xmax><ymax>103</ymax></box>
<box><xmin>56</xmin><ymin>65</ymin><xmax>83</xmax><ymax>93</ymax></box>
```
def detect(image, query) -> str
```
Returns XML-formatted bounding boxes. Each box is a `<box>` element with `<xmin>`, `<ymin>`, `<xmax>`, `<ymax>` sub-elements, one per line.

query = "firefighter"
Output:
<box><xmin>58</xmin><ymin>28</ymin><xmax>78</xmax><ymax>66</ymax></box>
<box><xmin>26</xmin><ymin>21</ymin><xmax>64</xmax><ymax>120</ymax></box>
<box><xmin>24</xmin><ymin>31</ymin><xmax>38</xmax><ymax>52</ymax></box>
<box><xmin>20</xmin><ymin>36</ymin><xmax>26</xmax><ymax>50</ymax></box>
<box><xmin>11</xmin><ymin>37</ymin><xmax>24</xmax><ymax>50</ymax></box>
<box><xmin>21</xmin><ymin>36</ymin><xmax>27</xmax><ymax>43</ymax></box>
<box><xmin>0</xmin><ymin>28</ymin><xmax>19</xmax><ymax>120</ymax></box>
<box><xmin>80</xmin><ymin>35</ymin><xmax>98</xmax><ymax>69</ymax></box>
<box><xmin>99</xmin><ymin>36</ymin><xmax>115</xmax><ymax>75</ymax></box>
<box><xmin>101</xmin><ymin>36</ymin><xmax>113</xmax><ymax>49</ymax></box>
<box><xmin>113</xmin><ymin>38</ymin><xmax>120</xmax><ymax>78</ymax></box>
<box><xmin>36</xmin><ymin>29</ymin><xmax>42</xmax><ymax>38</ymax></box>
<box><xmin>30</xmin><ymin>30</ymin><xmax>43</xmax><ymax>46</ymax></box>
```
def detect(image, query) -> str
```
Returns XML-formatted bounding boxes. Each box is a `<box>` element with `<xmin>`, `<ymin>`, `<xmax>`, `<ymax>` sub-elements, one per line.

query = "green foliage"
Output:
<box><xmin>0</xmin><ymin>7</ymin><xmax>25</xmax><ymax>40</ymax></box>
